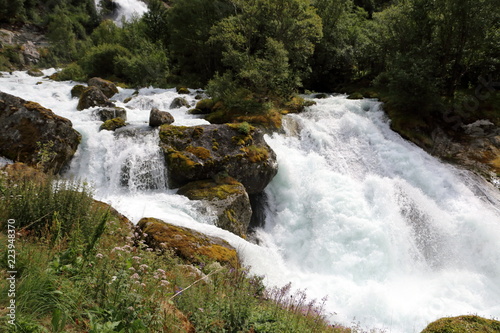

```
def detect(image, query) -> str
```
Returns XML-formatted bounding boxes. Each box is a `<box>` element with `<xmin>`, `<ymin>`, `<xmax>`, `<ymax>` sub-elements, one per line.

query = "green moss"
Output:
<box><xmin>159</xmin><ymin>125</ymin><xmax>188</xmax><ymax>142</ymax></box>
<box><xmin>347</xmin><ymin>92</ymin><xmax>364</xmax><ymax>99</ymax></box>
<box><xmin>192</xmin><ymin>126</ymin><xmax>204</xmax><ymax>139</ymax></box>
<box><xmin>178</xmin><ymin>179</ymin><xmax>243</xmax><ymax>201</ymax></box>
<box><xmin>176</xmin><ymin>87</ymin><xmax>190</xmax><ymax>94</ymax></box>
<box><xmin>421</xmin><ymin>315</ymin><xmax>500</xmax><ymax>333</ymax></box>
<box><xmin>211</xmin><ymin>139</ymin><xmax>219</xmax><ymax>151</ymax></box>
<box><xmin>70</xmin><ymin>85</ymin><xmax>86</xmax><ymax>99</ymax></box>
<box><xmin>99</xmin><ymin>118</ymin><xmax>126</xmax><ymax>131</ymax></box>
<box><xmin>195</xmin><ymin>98</ymin><xmax>215</xmax><ymax>113</ymax></box>
<box><xmin>185</xmin><ymin>146</ymin><xmax>211</xmax><ymax>160</ymax></box>
<box><xmin>139</xmin><ymin>217</ymin><xmax>239</xmax><ymax>267</ymax></box>
<box><xmin>241</xmin><ymin>145</ymin><xmax>269</xmax><ymax>163</ymax></box>
<box><xmin>166</xmin><ymin>149</ymin><xmax>197</xmax><ymax>171</ymax></box>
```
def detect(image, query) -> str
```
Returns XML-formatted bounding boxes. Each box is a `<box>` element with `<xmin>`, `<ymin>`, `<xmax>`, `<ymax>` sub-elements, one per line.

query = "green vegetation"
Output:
<box><xmin>3</xmin><ymin>0</ymin><xmax>497</xmax><ymax>131</ymax></box>
<box><xmin>421</xmin><ymin>315</ymin><xmax>500</xmax><ymax>333</ymax></box>
<box><xmin>0</xmin><ymin>172</ymin><xmax>346</xmax><ymax>332</ymax></box>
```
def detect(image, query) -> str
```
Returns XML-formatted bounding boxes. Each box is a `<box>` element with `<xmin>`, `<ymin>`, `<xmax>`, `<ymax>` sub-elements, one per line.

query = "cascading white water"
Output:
<box><xmin>94</xmin><ymin>0</ymin><xmax>148</xmax><ymax>23</ymax></box>
<box><xmin>260</xmin><ymin>96</ymin><xmax>500</xmax><ymax>331</ymax></box>
<box><xmin>1</xmin><ymin>71</ymin><xmax>499</xmax><ymax>332</ymax></box>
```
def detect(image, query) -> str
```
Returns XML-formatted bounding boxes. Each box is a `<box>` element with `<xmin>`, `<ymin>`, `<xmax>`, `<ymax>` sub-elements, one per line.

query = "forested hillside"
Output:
<box><xmin>1</xmin><ymin>0</ymin><xmax>499</xmax><ymax>164</ymax></box>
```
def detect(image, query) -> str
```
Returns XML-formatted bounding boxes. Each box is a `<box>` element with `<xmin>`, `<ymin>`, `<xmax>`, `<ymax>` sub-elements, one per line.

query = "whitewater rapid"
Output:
<box><xmin>1</xmin><ymin>70</ymin><xmax>499</xmax><ymax>332</ymax></box>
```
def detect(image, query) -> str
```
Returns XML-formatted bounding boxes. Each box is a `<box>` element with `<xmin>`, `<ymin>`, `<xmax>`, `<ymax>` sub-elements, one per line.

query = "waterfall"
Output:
<box><xmin>1</xmin><ymin>71</ymin><xmax>499</xmax><ymax>332</ymax></box>
<box><xmin>95</xmin><ymin>0</ymin><xmax>148</xmax><ymax>23</ymax></box>
<box><xmin>260</xmin><ymin>96</ymin><xmax>500</xmax><ymax>331</ymax></box>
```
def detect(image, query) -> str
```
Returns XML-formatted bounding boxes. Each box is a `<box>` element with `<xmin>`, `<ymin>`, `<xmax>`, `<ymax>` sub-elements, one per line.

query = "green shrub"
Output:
<box><xmin>79</xmin><ymin>43</ymin><xmax>131</xmax><ymax>78</ymax></box>
<box><xmin>114</xmin><ymin>47</ymin><xmax>169</xmax><ymax>88</ymax></box>
<box><xmin>54</xmin><ymin>63</ymin><xmax>87</xmax><ymax>82</ymax></box>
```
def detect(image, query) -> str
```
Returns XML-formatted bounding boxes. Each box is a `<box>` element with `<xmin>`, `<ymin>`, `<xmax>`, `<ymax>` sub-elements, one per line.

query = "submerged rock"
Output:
<box><xmin>149</xmin><ymin>107</ymin><xmax>174</xmax><ymax>127</ymax></box>
<box><xmin>178</xmin><ymin>176</ymin><xmax>252</xmax><ymax>238</ymax></box>
<box><xmin>137</xmin><ymin>217</ymin><xmax>239</xmax><ymax>267</ymax></box>
<box><xmin>0</xmin><ymin>91</ymin><xmax>81</xmax><ymax>173</ymax></box>
<box><xmin>159</xmin><ymin>123</ymin><xmax>278</xmax><ymax>194</ymax></box>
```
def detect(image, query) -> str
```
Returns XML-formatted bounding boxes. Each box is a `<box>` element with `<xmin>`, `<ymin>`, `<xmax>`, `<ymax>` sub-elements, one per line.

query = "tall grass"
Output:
<box><xmin>0</xmin><ymin>173</ymin><xmax>348</xmax><ymax>332</ymax></box>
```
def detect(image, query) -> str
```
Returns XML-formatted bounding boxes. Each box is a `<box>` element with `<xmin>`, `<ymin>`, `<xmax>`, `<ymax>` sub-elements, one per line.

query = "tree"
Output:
<box><xmin>307</xmin><ymin>0</ymin><xmax>370</xmax><ymax>91</ymax></box>
<box><xmin>166</xmin><ymin>0</ymin><xmax>233</xmax><ymax>86</ymax></box>
<box><xmin>209</xmin><ymin>0</ymin><xmax>322</xmax><ymax>100</ymax></box>
<box><xmin>142</xmin><ymin>0</ymin><xmax>168</xmax><ymax>44</ymax></box>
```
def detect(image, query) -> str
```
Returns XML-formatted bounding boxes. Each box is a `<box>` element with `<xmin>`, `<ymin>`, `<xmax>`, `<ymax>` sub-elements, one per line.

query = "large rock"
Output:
<box><xmin>0</xmin><ymin>91</ymin><xmax>81</xmax><ymax>173</ymax></box>
<box><xmin>0</xmin><ymin>29</ymin><xmax>15</xmax><ymax>47</ymax></box>
<box><xmin>88</xmin><ymin>77</ymin><xmax>119</xmax><ymax>98</ymax></box>
<box><xmin>71</xmin><ymin>85</ymin><xmax>86</xmax><ymax>99</ymax></box>
<box><xmin>77</xmin><ymin>86</ymin><xmax>115</xmax><ymax>110</ymax></box>
<box><xmin>149</xmin><ymin>107</ymin><xmax>174</xmax><ymax>127</ymax></box>
<box><xmin>159</xmin><ymin>123</ymin><xmax>278</xmax><ymax>194</ymax></box>
<box><xmin>178</xmin><ymin>176</ymin><xmax>252</xmax><ymax>237</ymax></box>
<box><xmin>137</xmin><ymin>217</ymin><xmax>239</xmax><ymax>267</ymax></box>
<box><xmin>93</xmin><ymin>107</ymin><xmax>127</xmax><ymax>121</ymax></box>
<box><xmin>169</xmin><ymin>97</ymin><xmax>190</xmax><ymax>109</ymax></box>
<box><xmin>22</xmin><ymin>41</ymin><xmax>40</xmax><ymax>65</ymax></box>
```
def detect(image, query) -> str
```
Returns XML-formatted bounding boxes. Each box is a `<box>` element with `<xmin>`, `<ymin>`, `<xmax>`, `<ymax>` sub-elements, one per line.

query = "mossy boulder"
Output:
<box><xmin>71</xmin><ymin>84</ymin><xmax>86</xmax><ymax>99</ymax></box>
<box><xmin>159</xmin><ymin>123</ymin><xmax>278</xmax><ymax>194</ymax></box>
<box><xmin>27</xmin><ymin>68</ymin><xmax>43</xmax><ymax>77</ymax></box>
<box><xmin>0</xmin><ymin>92</ymin><xmax>81</xmax><ymax>174</ymax></box>
<box><xmin>347</xmin><ymin>92</ymin><xmax>364</xmax><ymax>100</ymax></box>
<box><xmin>176</xmin><ymin>87</ymin><xmax>190</xmax><ymax>94</ymax></box>
<box><xmin>93</xmin><ymin>107</ymin><xmax>127</xmax><ymax>121</ymax></box>
<box><xmin>149</xmin><ymin>107</ymin><xmax>174</xmax><ymax>127</ymax></box>
<box><xmin>77</xmin><ymin>86</ymin><xmax>115</xmax><ymax>110</ymax></box>
<box><xmin>88</xmin><ymin>77</ymin><xmax>119</xmax><ymax>98</ymax></box>
<box><xmin>178</xmin><ymin>176</ymin><xmax>252</xmax><ymax>238</ymax></box>
<box><xmin>137</xmin><ymin>217</ymin><xmax>239</xmax><ymax>267</ymax></box>
<box><xmin>169</xmin><ymin>97</ymin><xmax>190</xmax><ymax>109</ymax></box>
<box><xmin>421</xmin><ymin>315</ymin><xmax>500</xmax><ymax>333</ymax></box>
<box><xmin>100</xmin><ymin>117</ymin><xmax>126</xmax><ymax>131</ymax></box>
<box><xmin>194</xmin><ymin>98</ymin><xmax>215</xmax><ymax>114</ymax></box>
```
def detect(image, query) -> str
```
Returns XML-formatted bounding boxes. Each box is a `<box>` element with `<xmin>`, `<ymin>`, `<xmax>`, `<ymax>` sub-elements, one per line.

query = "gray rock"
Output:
<box><xmin>27</xmin><ymin>69</ymin><xmax>43</xmax><ymax>77</ymax></box>
<box><xmin>159</xmin><ymin>123</ymin><xmax>278</xmax><ymax>194</ymax></box>
<box><xmin>22</xmin><ymin>41</ymin><xmax>40</xmax><ymax>64</ymax></box>
<box><xmin>93</xmin><ymin>107</ymin><xmax>127</xmax><ymax>121</ymax></box>
<box><xmin>0</xmin><ymin>29</ymin><xmax>15</xmax><ymax>46</ymax></box>
<box><xmin>77</xmin><ymin>86</ymin><xmax>115</xmax><ymax>110</ymax></box>
<box><xmin>178</xmin><ymin>177</ymin><xmax>252</xmax><ymax>237</ymax></box>
<box><xmin>169</xmin><ymin>97</ymin><xmax>190</xmax><ymax>109</ymax></box>
<box><xmin>88</xmin><ymin>77</ymin><xmax>119</xmax><ymax>98</ymax></box>
<box><xmin>0</xmin><ymin>91</ymin><xmax>81</xmax><ymax>173</ymax></box>
<box><xmin>149</xmin><ymin>107</ymin><xmax>174</xmax><ymax>127</ymax></box>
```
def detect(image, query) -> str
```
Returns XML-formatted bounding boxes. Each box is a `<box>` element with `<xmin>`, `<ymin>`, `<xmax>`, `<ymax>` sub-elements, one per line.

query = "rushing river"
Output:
<box><xmin>1</xmin><ymin>70</ymin><xmax>499</xmax><ymax>332</ymax></box>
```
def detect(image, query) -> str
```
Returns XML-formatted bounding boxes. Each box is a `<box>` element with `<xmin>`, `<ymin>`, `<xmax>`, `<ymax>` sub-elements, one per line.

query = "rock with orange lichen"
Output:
<box><xmin>159</xmin><ymin>123</ymin><xmax>277</xmax><ymax>194</ymax></box>
<box><xmin>137</xmin><ymin>217</ymin><xmax>239</xmax><ymax>267</ymax></box>
<box><xmin>0</xmin><ymin>91</ymin><xmax>81</xmax><ymax>173</ymax></box>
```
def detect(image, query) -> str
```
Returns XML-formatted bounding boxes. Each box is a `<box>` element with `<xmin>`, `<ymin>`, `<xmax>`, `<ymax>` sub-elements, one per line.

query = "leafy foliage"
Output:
<box><xmin>209</xmin><ymin>0</ymin><xmax>323</xmax><ymax>100</ymax></box>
